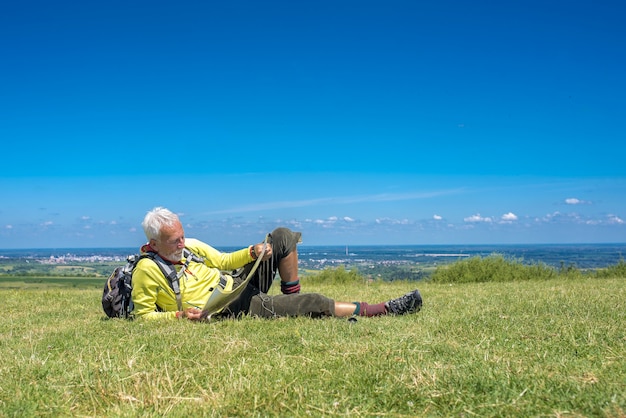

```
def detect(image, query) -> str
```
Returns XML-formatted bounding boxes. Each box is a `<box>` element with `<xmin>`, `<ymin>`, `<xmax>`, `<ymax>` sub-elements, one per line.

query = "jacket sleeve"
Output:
<box><xmin>185</xmin><ymin>238</ymin><xmax>253</xmax><ymax>270</ymax></box>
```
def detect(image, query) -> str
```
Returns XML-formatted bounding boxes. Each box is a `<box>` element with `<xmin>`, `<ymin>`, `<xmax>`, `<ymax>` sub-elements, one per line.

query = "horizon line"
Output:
<box><xmin>1</xmin><ymin>242</ymin><xmax>625</xmax><ymax>251</ymax></box>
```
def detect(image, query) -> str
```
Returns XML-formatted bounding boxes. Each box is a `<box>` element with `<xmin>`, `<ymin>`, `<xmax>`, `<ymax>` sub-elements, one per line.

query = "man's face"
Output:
<box><xmin>152</xmin><ymin>221</ymin><xmax>185</xmax><ymax>262</ymax></box>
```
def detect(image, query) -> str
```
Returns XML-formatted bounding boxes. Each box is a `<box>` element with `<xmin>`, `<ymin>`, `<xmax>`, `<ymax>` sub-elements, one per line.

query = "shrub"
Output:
<box><xmin>594</xmin><ymin>259</ymin><xmax>626</xmax><ymax>278</ymax></box>
<box><xmin>429</xmin><ymin>254</ymin><xmax>558</xmax><ymax>284</ymax></box>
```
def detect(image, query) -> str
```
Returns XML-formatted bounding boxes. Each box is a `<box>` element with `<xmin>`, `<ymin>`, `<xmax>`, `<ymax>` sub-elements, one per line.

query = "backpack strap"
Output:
<box><xmin>202</xmin><ymin>234</ymin><xmax>270</xmax><ymax>317</ymax></box>
<box><xmin>144</xmin><ymin>249</ymin><xmax>205</xmax><ymax>313</ymax></box>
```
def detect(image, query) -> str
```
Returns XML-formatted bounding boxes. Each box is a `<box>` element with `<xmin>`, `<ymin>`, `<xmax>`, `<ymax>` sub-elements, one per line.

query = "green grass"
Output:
<box><xmin>1</xmin><ymin>274</ymin><xmax>625</xmax><ymax>417</ymax></box>
<box><xmin>0</xmin><ymin>276</ymin><xmax>102</xmax><ymax>289</ymax></box>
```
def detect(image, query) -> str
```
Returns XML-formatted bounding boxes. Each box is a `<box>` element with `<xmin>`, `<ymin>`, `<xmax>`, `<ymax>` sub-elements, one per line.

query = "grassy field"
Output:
<box><xmin>1</xmin><ymin>274</ymin><xmax>625</xmax><ymax>417</ymax></box>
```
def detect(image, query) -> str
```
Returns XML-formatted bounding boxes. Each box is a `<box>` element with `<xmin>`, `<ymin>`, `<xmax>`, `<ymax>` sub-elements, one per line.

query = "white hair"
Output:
<box><xmin>142</xmin><ymin>207</ymin><xmax>180</xmax><ymax>240</ymax></box>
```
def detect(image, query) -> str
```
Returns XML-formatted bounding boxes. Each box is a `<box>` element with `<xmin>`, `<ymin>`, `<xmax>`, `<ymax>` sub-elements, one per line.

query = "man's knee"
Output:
<box><xmin>271</xmin><ymin>227</ymin><xmax>299</xmax><ymax>242</ymax></box>
<box><xmin>271</xmin><ymin>227</ymin><xmax>302</xmax><ymax>258</ymax></box>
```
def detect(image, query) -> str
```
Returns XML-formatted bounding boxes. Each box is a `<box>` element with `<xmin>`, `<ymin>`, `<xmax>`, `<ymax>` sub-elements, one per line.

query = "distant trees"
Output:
<box><xmin>305</xmin><ymin>256</ymin><xmax>626</xmax><ymax>285</ymax></box>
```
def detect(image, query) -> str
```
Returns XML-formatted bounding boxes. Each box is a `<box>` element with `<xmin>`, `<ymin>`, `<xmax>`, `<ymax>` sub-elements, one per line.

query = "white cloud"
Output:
<box><xmin>501</xmin><ymin>212</ymin><xmax>518</xmax><ymax>222</ymax></box>
<box><xmin>343</xmin><ymin>216</ymin><xmax>355</xmax><ymax>222</ymax></box>
<box><xmin>540</xmin><ymin>211</ymin><xmax>563</xmax><ymax>223</ymax></box>
<box><xmin>565</xmin><ymin>198</ymin><xmax>590</xmax><ymax>205</ymax></box>
<box><xmin>464</xmin><ymin>214</ymin><xmax>493</xmax><ymax>223</ymax></box>
<box><xmin>309</xmin><ymin>217</ymin><xmax>341</xmax><ymax>227</ymax></box>
<box><xmin>284</xmin><ymin>219</ymin><xmax>303</xmax><ymax>229</ymax></box>
<box><xmin>202</xmin><ymin>189</ymin><xmax>465</xmax><ymax>215</ymax></box>
<box><xmin>375</xmin><ymin>217</ymin><xmax>411</xmax><ymax>225</ymax></box>
<box><xmin>536</xmin><ymin>211</ymin><xmax>626</xmax><ymax>227</ymax></box>
<box><xmin>433</xmin><ymin>214</ymin><xmax>443</xmax><ymax>220</ymax></box>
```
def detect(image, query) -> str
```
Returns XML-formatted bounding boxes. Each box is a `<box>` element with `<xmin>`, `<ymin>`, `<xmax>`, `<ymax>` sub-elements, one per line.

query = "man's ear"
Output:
<box><xmin>149</xmin><ymin>238</ymin><xmax>159</xmax><ymax>250</ymax></box>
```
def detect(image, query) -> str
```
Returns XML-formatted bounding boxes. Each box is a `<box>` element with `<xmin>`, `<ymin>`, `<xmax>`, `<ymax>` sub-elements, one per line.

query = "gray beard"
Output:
<box><xmin>162</xmin><ymin>250</ymin><xmax>183</xmax><ymax>263</ymax></box>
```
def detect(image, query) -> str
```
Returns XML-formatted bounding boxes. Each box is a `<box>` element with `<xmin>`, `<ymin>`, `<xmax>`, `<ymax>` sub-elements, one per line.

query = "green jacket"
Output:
<box><xmin>131</xmin><ymin>238</ymin><xmax>253</xmax><ymax>320</ymax></box>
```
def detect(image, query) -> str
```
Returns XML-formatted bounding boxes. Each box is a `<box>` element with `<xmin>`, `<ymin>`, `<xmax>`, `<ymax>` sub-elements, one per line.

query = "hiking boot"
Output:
<box><xmin>385</xmin><ymin>289</ymin><xmax>422</xmax><ymax>315</ymax></box>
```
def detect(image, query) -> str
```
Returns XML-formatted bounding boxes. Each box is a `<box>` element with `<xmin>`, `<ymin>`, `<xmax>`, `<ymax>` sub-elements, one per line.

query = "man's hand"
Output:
<box><xmin>252</xmin><ymin>242</ymin><xmax>273</xmax><ymax>261</ymax></box>
<box><xmin>179</xmin><ymin>307</ymin><xmax>205</xmax><ymax>321</ymax></box>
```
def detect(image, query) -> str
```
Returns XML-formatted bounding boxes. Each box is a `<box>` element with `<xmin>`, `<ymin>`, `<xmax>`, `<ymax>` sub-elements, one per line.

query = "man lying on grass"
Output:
<box><xmin>132</xmin><ymin>207</ymin><xmax>422</xmax><ymax>321</ymax></box>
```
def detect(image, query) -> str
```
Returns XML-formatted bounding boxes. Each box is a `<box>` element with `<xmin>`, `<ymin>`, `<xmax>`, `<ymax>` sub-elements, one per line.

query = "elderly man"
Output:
<box><xmin>131</xmin><ymin>207</ymin><xmax>422</xmax><ymax>320</ymax></box>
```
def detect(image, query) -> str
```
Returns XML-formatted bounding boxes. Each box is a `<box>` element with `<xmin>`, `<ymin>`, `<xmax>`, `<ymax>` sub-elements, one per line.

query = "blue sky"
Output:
<box><xmin>1</xmin><ymin>0</ymin><xmax>625</xmax><ymax>249</ymax></box>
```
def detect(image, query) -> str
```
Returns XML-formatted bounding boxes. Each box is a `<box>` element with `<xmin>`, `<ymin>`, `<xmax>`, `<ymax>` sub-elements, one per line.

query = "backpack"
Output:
<box><xmin>102</xmin><ymin>249</ymin><xmax>204</xmax><ymax>319</ymax></box>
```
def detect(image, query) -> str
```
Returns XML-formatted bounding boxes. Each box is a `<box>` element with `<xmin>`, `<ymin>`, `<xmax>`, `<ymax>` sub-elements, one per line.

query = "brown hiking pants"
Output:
<box><xmin>222</xmin><ymin>227</ymin><xmax>336</xmax><ymax>318</ymax></box>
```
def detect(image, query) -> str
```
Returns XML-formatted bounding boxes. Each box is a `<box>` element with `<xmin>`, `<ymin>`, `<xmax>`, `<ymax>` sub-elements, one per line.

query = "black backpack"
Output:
<box><xmin>102</xmin><ymin>249</ymin><xmax>204</xmax><ymax>319</ymax></box>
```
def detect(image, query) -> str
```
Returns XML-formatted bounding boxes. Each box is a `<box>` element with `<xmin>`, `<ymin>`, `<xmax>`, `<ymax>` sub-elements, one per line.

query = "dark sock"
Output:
<box><xmin>353</xmin><ymin>301</ymin><xmax>388</xmax><ymax>317</ymax></box>
<box><xmin>280</xmin><ymin>279</ymin><xmax>301</xmax><ymax>294</ymax></box>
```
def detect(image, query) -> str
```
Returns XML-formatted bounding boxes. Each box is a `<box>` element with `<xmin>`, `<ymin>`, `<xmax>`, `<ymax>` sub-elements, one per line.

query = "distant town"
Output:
<box><xmin>1</xmin><ymin>243</ymin><xmax>624</xmax><ymax>281</ymax></box>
